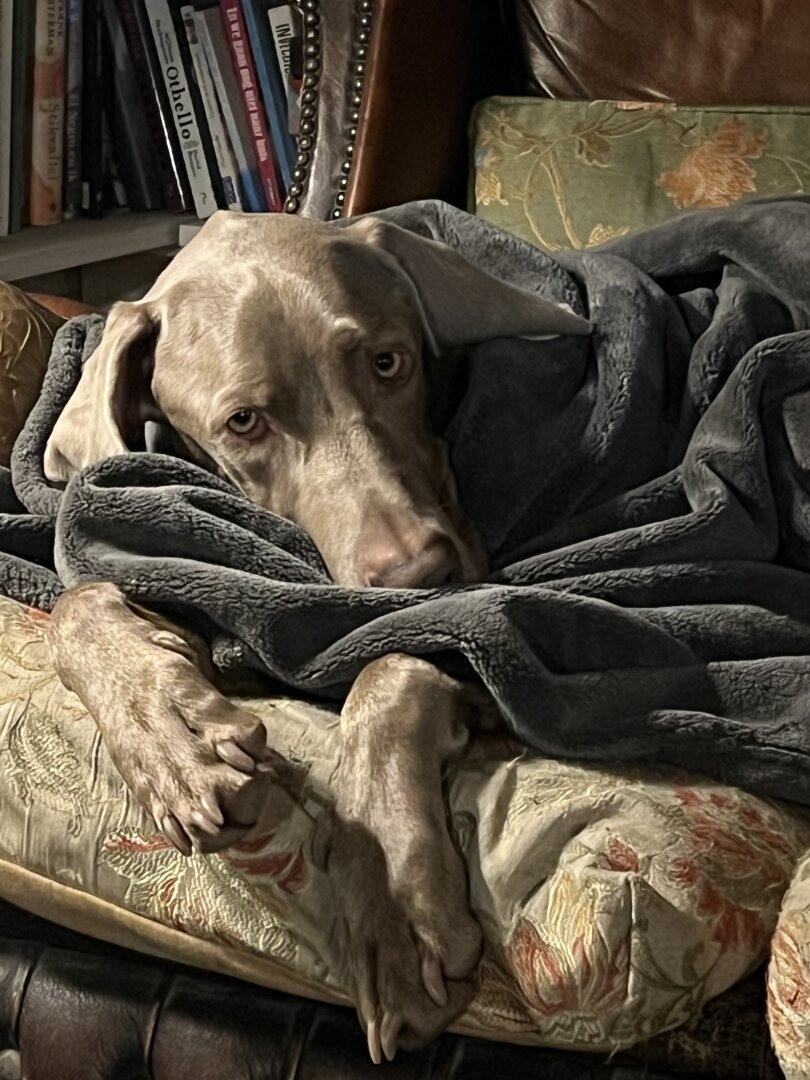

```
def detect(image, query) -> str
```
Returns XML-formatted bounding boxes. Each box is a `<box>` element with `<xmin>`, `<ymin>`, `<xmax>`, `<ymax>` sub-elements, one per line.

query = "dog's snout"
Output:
<box><xmin>363</xmin><ymin>534</ymin><xmax>462</xmax><ymax>589</ymax></box>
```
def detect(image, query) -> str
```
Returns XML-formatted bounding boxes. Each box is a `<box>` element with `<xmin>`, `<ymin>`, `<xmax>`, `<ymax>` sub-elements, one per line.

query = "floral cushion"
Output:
<box><xmin>769</xmin><ymin>851</ymin><xmax>810</xmax><ymax>1079</ymax></box>
<box><xmin>2</xmin><ymin>595</ymin><xmax>809</xmax><ymax>1051</ymax></box>
<box><xmin>470</xmin><ymin>98</ymin><xmax>810</xmax><ymax>251</ymax></box>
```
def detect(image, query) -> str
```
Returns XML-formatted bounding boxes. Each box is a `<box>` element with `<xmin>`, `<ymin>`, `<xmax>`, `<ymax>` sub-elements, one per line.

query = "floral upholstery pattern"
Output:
<box><xmin>471</xmin><ymin>98</ymin><xmax>810</xmax><ymax>251</ymax></box>
<box><xmin>769</xmin><ymin>850</ymin><xmax>810</xmax><ymax>1079</ymax></box>
<box><xmin>2</xmin><ymin>595</ymin><xmax>810</xmax><ymax>1051</ymax></box>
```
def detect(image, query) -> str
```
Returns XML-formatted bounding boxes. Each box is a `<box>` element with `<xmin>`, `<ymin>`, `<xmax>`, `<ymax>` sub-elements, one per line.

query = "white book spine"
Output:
<box><xmin>196</xmin><ymin>10</ymin><xmax>254</xmax><ymax>206</ymax></box>
<box><xmin>181</xmin><ymin>5</ymin><xmax>241</xmax><ymax>212</ymax></box>
<box><xmin>267</xmin><ymin>5</ymin><xmax>294</xmax><ymax>85</ymax></box>
<box><xmin>0</xmin><ymin>0</ymin><xmax>14</xmax><ymax>235</ymax></box>
<box><xmin>142</xmin><ymin>0</ymin><xmax>217</xmax><ymax>219</ymax></box>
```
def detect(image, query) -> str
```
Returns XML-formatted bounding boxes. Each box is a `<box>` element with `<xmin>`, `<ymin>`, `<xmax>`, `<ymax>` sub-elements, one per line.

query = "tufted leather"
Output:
<box><xmin>512</xmin><ymin>0</ymin><xmax>810</xmax><ymax>105</ymax></box>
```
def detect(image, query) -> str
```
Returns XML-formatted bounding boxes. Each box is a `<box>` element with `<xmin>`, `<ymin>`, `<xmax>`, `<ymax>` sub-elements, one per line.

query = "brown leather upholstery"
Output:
<box><xmin>344</xmin><ymin>0</ymin><xmax>508</xmax><ymax>216</ymax></box>
<box><xmin>0</xmin><ymin>897</ymin><xmax>783</xmax><ymax>1080</ymax></box>
<box><xmin>0</xmin><ymin>285</ymin><xmax>65</xmax><ymax>466</ymax></box>
<box><xmin>27</xmin><ymin>293</ymin><xmax>95</xmax><ymax>320</ymax></box>
<box><xmin>298</xmin><ymin>0</ymin><xmax>510</xmax><ymax>220</ymax></box>
<box><xmin>513</xmin><ymin>0</ymin><xmax>810</xmax><ymax>105</ymax></box>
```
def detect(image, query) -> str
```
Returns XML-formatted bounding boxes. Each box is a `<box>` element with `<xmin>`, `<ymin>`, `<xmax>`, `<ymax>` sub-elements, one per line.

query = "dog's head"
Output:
<box><xmin>45</xmin><ymin>211</ymin><xmax>589</xmax><ymax>588</ymax></box>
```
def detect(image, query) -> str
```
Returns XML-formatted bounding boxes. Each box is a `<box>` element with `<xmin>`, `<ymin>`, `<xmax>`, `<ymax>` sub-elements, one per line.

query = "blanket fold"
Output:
<box><xmin>6</xmin><ymin>197</ymin><xmax>810</xmax><ymax>803</ymax></box>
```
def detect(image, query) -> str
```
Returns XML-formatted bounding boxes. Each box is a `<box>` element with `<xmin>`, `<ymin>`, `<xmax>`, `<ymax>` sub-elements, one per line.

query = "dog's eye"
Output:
<box><xmin>226</xmin><ymin>409</ymin><xmax>260</xmax><ymax>436</ymax></box>
<box><xmin>374</xmin><ymin>352</ymin><xmax>403</xmax><ymax>379</ymax></box>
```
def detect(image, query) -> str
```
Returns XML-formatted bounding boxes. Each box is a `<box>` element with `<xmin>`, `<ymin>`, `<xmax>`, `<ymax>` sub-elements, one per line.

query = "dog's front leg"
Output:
<box><xmin>320</xmin><ymin>654</ymin><xmax>485</xmax><ymax>1062</ymax></box>
<box><xmin>49</xmin><ymin>582</ymin><xmax>296</xmax><ymax>854</ymax></box>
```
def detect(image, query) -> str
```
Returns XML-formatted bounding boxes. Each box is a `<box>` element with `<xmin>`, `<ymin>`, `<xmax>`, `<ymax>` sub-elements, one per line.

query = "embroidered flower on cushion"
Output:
<box><xmin>658</xmin><ymin>117</ymin><xmax>768</xmax><ymax>209</ymax></box>
<box><xmin>768</xmin><ymin>920</ymin><xmax>810</xmax><ymax>1054</ymax></box>
<box><xmin>221</xmin><ymin>831</ymin><xmax>307</xmax><ymax>893</ymax></box>
<box><xmin>697</xmin><ymin>880</ymin><xmax>767</xmax><ymax>953</ymax></box>
<box><xmin>22</xmin><ymin>605</ymin><xmax>50</xmax><ymax>627</ymax></box>
<box><xmin>504</xmin><ymin>914</ymin><xmax>627</xmax><ymax>1020</ymax></box>
<box><xmin>673</xmin><ymin>786</ymin><xmax>794</xmax><ymax>884</ymax></box>
<box><xmin>603</xmin><ymin>836</ymin><xmax>640</xmax><ymax>873</ymax></box>
<box><xmin>101</xmin><ymin>828</ymin><xmax>302</xmax><ymax>958</ymax></box>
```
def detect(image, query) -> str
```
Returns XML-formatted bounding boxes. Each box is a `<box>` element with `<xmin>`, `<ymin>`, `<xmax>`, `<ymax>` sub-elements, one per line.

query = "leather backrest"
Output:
<box><xmin>512</xmin><ymin>0</ymin><xmax>810</xmax><ymax>105</ymax></box>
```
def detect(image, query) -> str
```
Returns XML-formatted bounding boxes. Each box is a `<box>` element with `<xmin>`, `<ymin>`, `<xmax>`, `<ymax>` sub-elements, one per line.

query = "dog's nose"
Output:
<box><xmin>363</xmin><ymin>535</ymin><xmax>462</xmax><ymax>589</ymax></box>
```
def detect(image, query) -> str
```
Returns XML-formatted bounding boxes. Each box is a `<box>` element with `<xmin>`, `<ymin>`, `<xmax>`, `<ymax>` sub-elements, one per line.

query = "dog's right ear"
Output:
<box><xmin>344</xmin><ymin>216</ymin><xmax>591</xmax><ymax>353</ymax></box>
<box><xmin>44</xmin><ymin>301</ymin><xmax>161</xmax><ymax>483</ymax></box>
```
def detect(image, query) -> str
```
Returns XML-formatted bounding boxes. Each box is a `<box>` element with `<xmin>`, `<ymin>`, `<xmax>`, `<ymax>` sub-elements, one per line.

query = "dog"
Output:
<box><xmin>43</xmin><ymin>210</ymin><xmax>590</xmax><ymax>1061</ymax></box>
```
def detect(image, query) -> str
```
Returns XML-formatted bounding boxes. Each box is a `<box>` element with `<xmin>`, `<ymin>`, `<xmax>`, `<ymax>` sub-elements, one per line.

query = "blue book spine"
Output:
<box><xmin>239</xmin><ymin>0</ymin><xmax>295</xmax><ymax>190</ymax></box>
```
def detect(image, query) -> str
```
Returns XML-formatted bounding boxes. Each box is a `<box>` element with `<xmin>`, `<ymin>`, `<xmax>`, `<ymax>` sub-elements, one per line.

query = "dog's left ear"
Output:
<box><xmin>44</xmin><ymin>301</ymin><xmax>161</xmax><ymax>483</ymax></box>
<box><xmin>345</xmin><ymin>217</ymin><xmax>591</xmax><ymax>353</ymax></box>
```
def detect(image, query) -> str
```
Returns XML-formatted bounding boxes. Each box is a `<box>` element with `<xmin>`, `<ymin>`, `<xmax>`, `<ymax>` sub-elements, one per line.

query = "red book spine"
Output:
<box><xmin>218</xmin><ymin>0</ymin><xmax>283</xmax><ymax>212</ymax></box>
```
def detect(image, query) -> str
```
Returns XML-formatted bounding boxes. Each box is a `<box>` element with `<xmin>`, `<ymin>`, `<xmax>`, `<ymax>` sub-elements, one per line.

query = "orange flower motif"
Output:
<box><xmin>697</xmin><ymin>880</ymin><xmax>766</xmax><ymax>952</ymax></box>
<box><xmin>768</xmin><ymin>921</ymin><xmax>810</xmax><ymax>1053</ymax></box>
<box><xmin>505</xmin><ymin>917</ymin><xmax>626</xmax><ymax>1019</ymax></box>
<box><xmin>604</xmin><ymin>835</ymin><xmax>640</xmax><ymax>873</ymax></box>
<box><xmin>22</xmin><ymin>605</ymin><xmax>51</xmax><ymax>628</ymax></box>
<box><xmin>658</xmin><ymin>117</ymin><xmax>768</xmax><ymax>209</ymax></box>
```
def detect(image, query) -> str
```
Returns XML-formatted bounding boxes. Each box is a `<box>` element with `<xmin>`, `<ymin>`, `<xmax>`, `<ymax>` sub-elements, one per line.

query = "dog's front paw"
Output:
<box><xmin>321</xmin><ymin>814</ymin><xmax>477</xmax><ymax>1063</ymax></box>
<box><xmin>108</xmin><ymin>651</ymin><xmax>295</xmax><ymax>855</ymax></box>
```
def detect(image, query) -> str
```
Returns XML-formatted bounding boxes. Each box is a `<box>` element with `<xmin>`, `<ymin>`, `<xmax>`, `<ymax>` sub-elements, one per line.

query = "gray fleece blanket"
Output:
<box><xmin>5</xmin><ymin>197</ymin><xmax>810</xmax><ymax>804</ymax></box>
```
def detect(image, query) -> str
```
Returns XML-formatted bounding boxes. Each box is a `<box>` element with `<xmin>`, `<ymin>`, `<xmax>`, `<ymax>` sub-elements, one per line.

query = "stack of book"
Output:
<box><xmin>0</xmin><ymin>0</ymin><xmax>303</xmax><ymax>236</ymax></box>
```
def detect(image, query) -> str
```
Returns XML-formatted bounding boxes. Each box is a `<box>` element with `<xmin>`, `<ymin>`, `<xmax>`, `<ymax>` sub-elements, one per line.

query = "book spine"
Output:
<box><xmin>180</xmin><ymin>4</ymin><xmax>241</xmax><ymax>211</ymax></box>
<box><xmin>9</xmin><ymin>0</ymin><xmax>37</xmax><ymax>230</ymax></box>
<box><xmin>0</xmin><ymin>0</ymin><xmax>13</xmax><ymax>236</ymax></box>
<box><xmin>118</xmin><ymin>0</ymin><xmax>189</xmax><ymax>212</ymax></box>
<box><xmin>239</xmin><ymin>0</ymin><xmax>294</xmax><ymax>190</ymax></box>
<box><xmin>101</xmin><ymin>0</ymin><xmax>165</xmax><ymax>211</ymax></box>
<box><xmin>142</xmin><ymin>0</ymin><xmax>217</xmax><ymax>217</ymax></box>
<box><xmin>197</xmin><ymin>7</ymin><xmax>266</xmax><ymax>213</ymax></box>
<box><xmin>29</xmin><ymin>0</ymin><xmax>67</xmax><ymax>226</ymax></box>
<box><xmin>218</xmin><ymin>1</ymin><xmax>282</xmax><ymax>211</ymax></box>
<box><xmin>63</xmin><ymin>0</ymin><xmax>83</xmax><ymax>219</ymax></box>
<box><xmin>81</xmin><ymin>0</ymin><xmax>107</xmax><ymax>217</ymax></box>
<box><xmin>267</xmin><ymin>3</ymin><xmax>299</xmax><ymax>135</ymax></box>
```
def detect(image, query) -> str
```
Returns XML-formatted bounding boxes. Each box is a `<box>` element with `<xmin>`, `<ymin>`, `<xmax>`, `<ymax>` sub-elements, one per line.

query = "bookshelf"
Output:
<box><xmin>0</xmin><ymin>211</ymin><xmax>197</xmax><ymax>284</ymax></box>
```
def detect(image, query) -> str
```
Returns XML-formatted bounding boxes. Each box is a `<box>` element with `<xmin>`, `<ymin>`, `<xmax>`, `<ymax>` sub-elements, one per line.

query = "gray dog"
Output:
<box><xmin>44</xmin><ymin>210</ymin><xmax>590</xmax><ymax>1061</ymax></box>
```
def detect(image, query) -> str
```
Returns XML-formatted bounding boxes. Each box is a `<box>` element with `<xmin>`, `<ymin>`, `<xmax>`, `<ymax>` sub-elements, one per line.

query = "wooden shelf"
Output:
<box><xmin>0</xmin><ymin>210</ymin><xmax>199</xmax><ymax>283</ymax></box>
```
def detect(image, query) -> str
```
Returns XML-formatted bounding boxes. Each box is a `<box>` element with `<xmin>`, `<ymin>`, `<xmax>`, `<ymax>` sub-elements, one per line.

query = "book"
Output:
<box><xmin>142</xmin><ymin>0</ymin><xmax>218</xmax><ymax>217</ymax></box>
<box><xmin>8</xmin><ymin>0</ymin><xmax>37</xmax><ymax>231</ymax></box>
<box><xmin>0</xmin><ymin>0</ymin><xmax>13</xmax><ymax>236</ymax></box>
<box><xmin>239</xmin><ymin>0</ymin><xmax>295</xmax><ymax>190</ymax></box>
<box><xmin>117</xmin><ymin>0</ymin><xmax>190</xmax><ymax>212</ymax></box>
<box><xmin>180</xmin><ymin>4</ymin><xmax>241</xmax><ymax>210</ymax></box>
<box><xmin>101</xmin><ymin>0</ymin><xmax>165</xmax><ymax>211</ymax></box>
<box><xmin>81</xmin><ymin>0</ymin><xmax>105</xmax><ymax>217</ymax></box>
<box><xmin>63</xmin><ymin>0</ymin><xmax>83</xmax><ymax>218</ymax></box>
<box><xmin>218</xmin><ymin>1</ymin><xmax>283</xmax><ymax>211</ymax></box>
<box><xmin>30</xmin><ymin>0</ymin><xmax>67</xmax><ymax>225</ymax></box>
<box><xmin>266</xmin><ymin>2</ymin><xmax>300</xmax><ymax>134</ymax></box>
<box><xmin>197</xmin><ymin>6</ymin><xmax>266</xmax><ymax>212</ymax></box>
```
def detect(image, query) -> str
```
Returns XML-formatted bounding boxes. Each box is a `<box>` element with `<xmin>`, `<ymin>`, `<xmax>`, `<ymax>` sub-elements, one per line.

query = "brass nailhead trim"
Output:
<box><xmin>284</xmin><ymin>0</ymin><xmax>374</xmax><ymax>218</ymax></box>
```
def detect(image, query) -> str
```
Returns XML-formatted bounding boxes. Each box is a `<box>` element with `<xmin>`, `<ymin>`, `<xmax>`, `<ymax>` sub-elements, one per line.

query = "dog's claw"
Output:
<box><xmin>151</xmin><ymin>799</ymin><xmax>167</xmax><ymax>831</ymax></box>
<box><xmin>190</xmin><ymin>809</ymin><xmax>220</xmax><ymax>837</ymax></box>
<box><xmin>380</xmin><ymin>1012</ymin><xmax>401</xmax><ymax>1062</ymax></box>
<box><xmin>201</xmin><ymin>793</ymin><xmax>225</xmax><ymax>827</ymax></box>
<box><xmin>421</xmin><ymin>953</ymin><xmax>448</xmax><ymax>1007</ymax></box>
<box><xmin>162</xmin><ymin>814</ymin><xmax>192</xmax><ymax>856</ymax></box>
<box><xmin>367</xmin><ymin>1014</ymin><xmax>382</xmax><ymax>1065</ymax></box>
<box><xmin>216</xmin><ymin>739</ymin><xmax>255</xmax><ymax>772</ymax></box>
